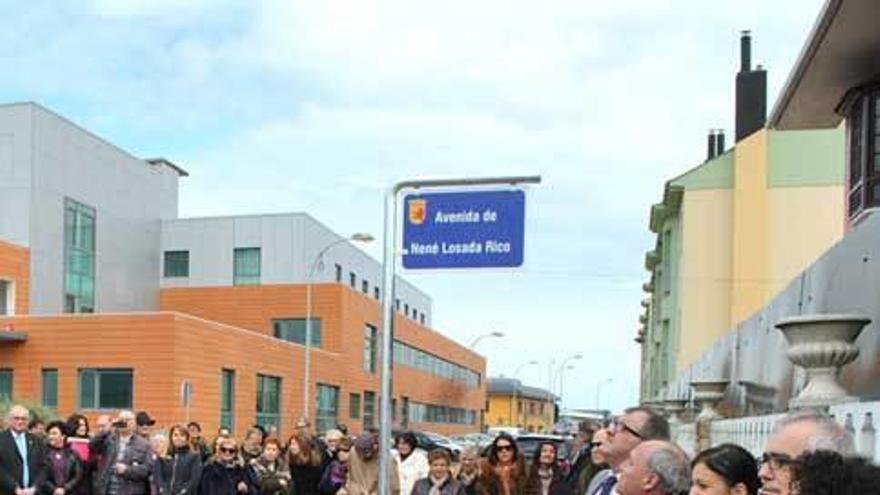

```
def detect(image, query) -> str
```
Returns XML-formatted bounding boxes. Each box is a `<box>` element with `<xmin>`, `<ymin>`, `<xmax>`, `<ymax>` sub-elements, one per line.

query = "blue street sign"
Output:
<box><xmin>402</xmin><ymin>190</ymin><xmax>526</xmax><ymax>269</ymax></box>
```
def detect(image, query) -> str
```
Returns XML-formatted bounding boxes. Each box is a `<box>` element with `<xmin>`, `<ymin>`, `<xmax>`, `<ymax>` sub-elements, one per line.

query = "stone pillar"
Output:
<box><xmin>691</xmin><ymin>380</ymin><xmax>728</xmax><ymax>451</ymax></box>
<box><xmin>775</xmin><ymin>314</ymin><xmax>870</xmax><ymax>409</ymax></box>
<box><xmin>662</xmin><ymin>398</ymin><xmax>688</xmax><ymax>424</ymax></box>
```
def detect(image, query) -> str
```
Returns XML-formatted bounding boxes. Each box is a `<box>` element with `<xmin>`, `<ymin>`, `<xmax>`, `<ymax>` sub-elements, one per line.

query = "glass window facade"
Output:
<box><xmin>349</xmin><ymin>393</ymin><xmax>361</xmax><ymax>419</ymax></box>
<box><xmin>392</xmin><ymin>340</ymin><xmax>480</xmax><ymax>388</ymax></box>
<box><xmin>363</xmin><ymin>324</ymin><xmax>378</xmax><ymax>373</ymax></box>
<box><xmin>0</xmin><ymin>370</ymin><xmax>12</xmax><ymax>402</ymax></box>
<box><xmin>256</xmin><ymin>374</ymin><xmax>281</xmax><ymax>431</ymax></box>
<box><xmin>409</xmin><ymin>402</ymin><xmax>477</xmax><ymax>425</ymax></box>
<box><xmin>221</xmin><ymin>369</ymin><xmax>235</xmax><ymax>431</ymax></box>
<box><xmin>0</xmin><ymin>280</ymin><xmax>8</xmax><ymax>315</ymax></box>
<box><xmin>316</xmin><ymin>384</ymin><xmax>340</xmax><ymax>434</ymax></box>
<box><xmin>42</xmin><ymin>369</ymin><xmax>58</xmax><ymax>409</ymax></box>
<box><xmin>363</xmin><ymin>391</ymin><xmax>376</xmax><ymax>428</ymax></box>
<box><xmin>163</xmin><ymin>251</ymin><xmax>189</xmax><ymax>278</ymax></box>
<box><xmin>79</xmin><ymin>369</ymin><xmax>132</xmax><ymax>409</ymax></box>
<box><xmin>845</xmin><ymin>86</ymin><xmax>880</xmax><ymax>219</ymax></box>
<box><xmin>233</xmin><ymin>248</ymin><xmax>261</xmax><ymax>286</ymax></box>
<box><xmin>273</xmin><ymin>319</ymin><xmax>321</xmax><ymax>347</ymax></box>
<box><xmin>64</xmin><ymin>199</ymin><xmax>96</xmax><ymax>313</ymax></box>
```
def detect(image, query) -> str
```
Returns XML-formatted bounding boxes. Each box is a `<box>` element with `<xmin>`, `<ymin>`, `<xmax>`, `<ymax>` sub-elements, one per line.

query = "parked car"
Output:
<box><xmin>392</xmin><ymin>430</ymin><xmax>461</xmax><ymax>460</ymax></box>
<box><xmin>423</xmin><ymin>431</ymin><xmax>463</xmax><ymax>459</ymax></box>
<box><xmin>451</xmin><ymin>433</ymin><xmax>494</xmax><ymax>450</ymax></box>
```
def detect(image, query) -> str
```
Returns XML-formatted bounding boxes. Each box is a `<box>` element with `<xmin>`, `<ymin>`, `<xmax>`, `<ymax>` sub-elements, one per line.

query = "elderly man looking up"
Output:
<box><xmin>588</xmin><ymin>408</ymin><xmax>670</xmax><ymax>495</ymax></box>
<box><xmin>758</xmin><ymin>409</ymin><xmax>852</xmax><ymax>495</ymax></box>
<box><xmin>616</xmin><ymin>441</ymin><xmax>690</xmax><ymax>495</ymax></box>
<box><xmin>0</xmin><ymin>404</ymin><xmax>46</xmax><ymax>495</ymax></box>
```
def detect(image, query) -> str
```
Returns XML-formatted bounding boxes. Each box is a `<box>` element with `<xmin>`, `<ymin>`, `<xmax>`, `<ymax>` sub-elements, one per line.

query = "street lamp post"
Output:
<box><xmin>553</xmin><ymin>353</ymin><xmax>582</xmax><ymax>398</ymax></box>
<box><xmin>469</xmin><ymin>331</ymin><xmax>504</xmax><ymax>349</ymax></box>
<box><xmin>595</xmin><ymin>378</ymin><xmax>614</xmax><ymax>410</ymax></box>
<box><xmin>303</xmin><ymin>233</ymin><xmax>373</xmax><ymax>429</ymax></box>
<box><xmin>510</xmin><ymin>360</ymin><xmax>538</xmax><ymax>428</ymax></box>
<box><xmin>557</xmin><ymin>364</ymin><xmax>576</xmax><ymax>408</ymax></box>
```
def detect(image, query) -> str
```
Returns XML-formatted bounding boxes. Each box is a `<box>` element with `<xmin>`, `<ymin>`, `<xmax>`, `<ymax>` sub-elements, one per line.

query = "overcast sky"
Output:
<box><xmin>1</xmin><ymin>0</ymin><xmax>827</xmax><ymax>413</ymax></box>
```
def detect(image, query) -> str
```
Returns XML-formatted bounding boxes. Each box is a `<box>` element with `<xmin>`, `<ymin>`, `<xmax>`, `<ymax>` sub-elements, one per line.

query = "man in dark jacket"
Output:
<box><xmin>90</xmin><ymin>410</ymin><xmax>153</xmax><ymax>495</ymax></box>
<box><xmin>0</xmin><ymin>404</ymin><xmax>46</xmax><ymax>495</ymax></box>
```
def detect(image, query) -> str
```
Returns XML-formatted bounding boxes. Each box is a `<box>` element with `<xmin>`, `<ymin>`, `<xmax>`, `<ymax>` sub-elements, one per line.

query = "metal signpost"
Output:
<box><xmin>378</xmin><ymin>176</ymin><xmax>540</xmax><ymax>495</ymax></box>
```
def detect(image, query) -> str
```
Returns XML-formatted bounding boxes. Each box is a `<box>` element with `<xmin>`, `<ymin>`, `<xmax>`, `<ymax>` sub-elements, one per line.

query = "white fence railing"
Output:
<box><xmin>670</xmin><ymin>401</ymin><xmax>880</xmax><ymax>463</ymax></box>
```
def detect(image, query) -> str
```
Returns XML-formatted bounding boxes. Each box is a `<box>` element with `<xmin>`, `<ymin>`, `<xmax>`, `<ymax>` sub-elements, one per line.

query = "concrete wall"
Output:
<box><xmin>0</xmin><ymin>103</ymin><xmax>180</xmax><ymax>315</ymax></box>
<box><xmin>666</xmin><ymin>212</ymin><xmax>880</xmax><ymax>408</ymax></box>
<box><xmin>161</xmin><ymin>214</ymin><xmax>432</xmax><ymax>324</ymax></box>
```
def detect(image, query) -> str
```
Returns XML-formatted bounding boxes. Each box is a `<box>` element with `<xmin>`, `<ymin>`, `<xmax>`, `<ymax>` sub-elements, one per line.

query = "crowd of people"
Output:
<box><xmin>0</xmin><ymin>403</ymin><xmax>877</xmax><ymax>495</ymax></box>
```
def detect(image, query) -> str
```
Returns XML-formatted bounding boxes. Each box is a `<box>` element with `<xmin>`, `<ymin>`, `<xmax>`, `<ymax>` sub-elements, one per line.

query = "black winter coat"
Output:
<box><xmin>154</xmin><ymin>449</ymin><xmax>202</xmax><ymax>495</ymax></box>
<box><xmin>198</xmin><ymin>460</ymin><xmax>258</xmax><ymax>495</ymax></box>
<box><xmin>290</xmin><ymin>463</ymin><xmax>323</xmax><ymax>495</ymax></box>
<box><xmin>36</xmin><ymin>446</ymin><xmax>84</xmax><ymax>495</ymax></box>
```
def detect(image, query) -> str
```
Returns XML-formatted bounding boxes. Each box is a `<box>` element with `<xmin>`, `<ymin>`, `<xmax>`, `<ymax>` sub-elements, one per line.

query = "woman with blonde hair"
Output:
<box><xmin>199</xmin><ymin>436</ymin><xmax>259</xmax><ymax>495</ymax></box>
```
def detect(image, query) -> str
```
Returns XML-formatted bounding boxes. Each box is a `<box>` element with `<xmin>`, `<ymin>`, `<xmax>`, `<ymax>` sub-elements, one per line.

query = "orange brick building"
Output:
<box><xmin>0</xmin><ymin>102</ymin><xmax>486</xmax><ymax>438</ymax></box>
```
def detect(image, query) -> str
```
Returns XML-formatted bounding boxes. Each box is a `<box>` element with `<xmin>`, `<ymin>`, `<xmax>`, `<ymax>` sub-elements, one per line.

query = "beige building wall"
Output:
<box><xmin>766</xmin><ymin>187</ymin><xmax>845</xmax><ymax>296</ymax></box>
<box><xmin>730</xmin><ymin>131</ymin><xmax>770</xmax><ymax>325</ymax></box>
<box><xmin>677</xmin><ymin>189</ymin><xmax>733</xmax><ymax>370</ymax></box>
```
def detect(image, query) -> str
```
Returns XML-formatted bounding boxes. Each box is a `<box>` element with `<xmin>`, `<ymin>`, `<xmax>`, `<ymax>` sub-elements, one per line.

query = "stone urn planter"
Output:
<box><xmin>776</xmin><ymin>314</ymin><xmax>870</xmax><ymax>409</ymax></box>
<box><xmin>662</xmin><ymin>398</ymin><xmax>688</xmax><ymax>424</ymax></box>
<box><xmin>691</xmin><ymin>380</ymin><xmax>728</xmax><ymax>421</ymax></box>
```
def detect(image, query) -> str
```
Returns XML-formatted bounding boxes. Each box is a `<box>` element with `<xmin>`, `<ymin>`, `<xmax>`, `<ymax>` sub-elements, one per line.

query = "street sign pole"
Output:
<box><xmin>378</xmin><ymin>175</ymin><xmax>540</xmax><ymax>495</ymax></box>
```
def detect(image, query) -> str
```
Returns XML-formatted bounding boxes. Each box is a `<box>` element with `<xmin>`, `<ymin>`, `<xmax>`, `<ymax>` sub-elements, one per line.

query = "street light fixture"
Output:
<box><xmin>552</xmin><ymin>353</ymin><xmax>583</xmax><ymax>396</ymax></box>
<box><xmin>557</xmin><ymin>364</ymin><xmax>577</xmax><ymax>408</ymax></box>
<box><xmin>303</xmin><ymin>233</ymin><xmax>374</xmax><ymax>429</ymax></box>
<box><xmin>469</xmin><ymin>330</ymin><xmax>505</xmax><ymax>349</ymax></box>
<box><xmin>511</xmin><ymin>360</ymin><xmax>538</xmax><ymax>428</ymax></box>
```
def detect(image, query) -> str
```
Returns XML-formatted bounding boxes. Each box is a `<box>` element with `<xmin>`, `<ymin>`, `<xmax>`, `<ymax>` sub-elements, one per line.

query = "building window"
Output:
<box><xmin>42</xmin><ymin>369</ymin><xmax>58</xmax><ymax>409</ymax></box>
<box><xmin>363</xmin><ymin>391</ymin><xmax>376</xmax><ymax>428</ymax></box>
<box><xmin>335</xmin><ymin>264</ymin><xmax>343</xmax><ymax>283</ymax></box>
<box><xmin>0</xmin><ymin>280</ymin><xmax>10</xmax><ymax>316</ymax></box>
<box><xmin>373</xmin><ymin>287</ymin><xmax>380</xmax><ymax>301</ymax></box>
<box><xmin>391</xmin><ymin>340</ymin><xmax>480</xmax><ymax>388</ymax></box>
<box><xmin>221</xmin><ymin>369</ymin><xmax>235</xmax><ymax>431</ymax></box>
<box><xmin>79</xmin><ymin>369</ymin><xmax>132</xmax><ymax>409</ymax></box>
<box><xmin>233</xmin><ymin>248</ymin><xmax>261</xmax><ymax>286</ymax></box>
<box><xmin>316</xmin><ymin>384</ymin><xmax>340</xmax><ymax>434</ymax></box>
<box><xmin>411</xmin><ymin>308</ymin><xmax>418</xmax><ymax>320</ymax></box>
<box><xmin>844</xmin><ymin>85</ymin><xmax>880</xmax><ymax>219</ymax></box>
<box><xmin>409</xmin><ymin>401</ymin><xmax>476</xmax><ymax>425</ymax></box>
<box><xmin>163</xmin><ymin>251</ymin><xmax>189</xmax><ymax>278</ymax></box>
<box><xmin>363</xmin><ymin>324</ymin><xmax>378</xmax><ymax>373</ymax></box>
<box><xmin>362</xmin><ymin>280</ymin><xmax>369</xmax><ymax>294</ymax></box>
<box><xmin>404</xmin><ymin>303</ymin><xmax>409</xmax><ymax>316</ymax></box>
<box><xmin>0</xmin><ymin>370</ymin><xmax>12</xmax><ymax>402</ymax></box>
<box><xmin>349</xmin><ymin>272</ymin><xmax>357</xmax><ymax>289</ymax></box>
<box><xmin>401</xmin><ymin>397</ymin><xmax>410</xmax><ymax>429</ymax></box>
<box><xmin>64</xmin><ymin>199</ymin><xmax>96</xmax><ymax>313</ymax></box>
<box><xmin>395</xmin><ymin>299</ymin><xmax>400</xmax><ymax>311</ymax></box>
<box><xmin>419</xmin><ymin>313</ymin><xmax>425</xmax><ymax>325</ymax></box>
<box><xmin>273</xmin><ymin>319</ymin><xmax>321</xmax><ymax>347</ymax></box>
<box><xmin>349</xmin><ymin>393</ymin><xmax>361</xmax><ymax>419</ymax></box>
<box><xmin>256</xmin><ymin>374</ymin><xmax>281</xmax><ymax>431</ymax></box>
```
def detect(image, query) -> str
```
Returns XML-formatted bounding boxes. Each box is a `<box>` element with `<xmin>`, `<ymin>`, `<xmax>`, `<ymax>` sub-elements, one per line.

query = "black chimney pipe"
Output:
<box><xmin>707</xmin><ymin>130</ymin><xmax>717</xmax><ymax>161</ymax></box>
<box><xmin>735</xmin><ymin>30</ymin><xmax>766</xmax><ymax>142</ymax></box>
<box><xmin>740</xmin><ymin>30</ymin><xmax>751</xmax><ymax>72</ymax></box>
<box><xmin>716</xmin><ymin>130</ymin><xmax>726</xmax><ymax>156</ymax></box>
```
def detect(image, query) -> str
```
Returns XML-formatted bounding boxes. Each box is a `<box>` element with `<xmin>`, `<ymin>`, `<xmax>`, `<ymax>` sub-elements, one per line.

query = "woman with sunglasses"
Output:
<box><xmin>199</xmin><ymin>436</ymin><xmax>259</xmax><ymax>495</ymax></box>
<box><xmin>477</xmin><ymin>434</ymin><xmax>528</xmax><ymax>495</ymax></box>
<box><xmin>318</xmin><ymin>437</ymin><xmax>353</xmax><ymax>495</ymax></box>
<box><xmin>690</xmin><ymin>444</ymin><xmax>759</xmax><ymax>495</ymax></box>
<box><xmin>525</xmin><ymin>442</ymin><xmax>571</xmax><ymax>495</ymax></box>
